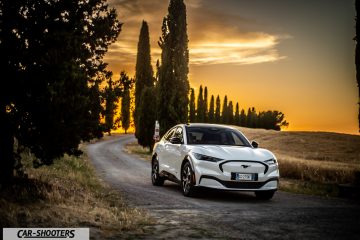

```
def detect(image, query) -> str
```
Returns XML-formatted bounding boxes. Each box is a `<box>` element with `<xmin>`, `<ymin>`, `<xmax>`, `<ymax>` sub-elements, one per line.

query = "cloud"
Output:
<box><xmin>105</xmin><ymin>0</ymin><xmax>288</xmax><ymax>75</ymax></box>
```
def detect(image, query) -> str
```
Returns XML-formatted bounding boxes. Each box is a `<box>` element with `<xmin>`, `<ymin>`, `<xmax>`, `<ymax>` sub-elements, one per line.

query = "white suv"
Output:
<box><xmin>151</xmin><ymin>123</ymin><xmax>279</xmax><ymax>200</ymax></box>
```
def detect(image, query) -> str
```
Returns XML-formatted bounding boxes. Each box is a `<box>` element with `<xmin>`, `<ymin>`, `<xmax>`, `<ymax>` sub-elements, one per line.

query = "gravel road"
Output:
<box><xmin>87</xmin><ymin>135</ymin><xmax>360</xmax><ymax>239</ymax></box>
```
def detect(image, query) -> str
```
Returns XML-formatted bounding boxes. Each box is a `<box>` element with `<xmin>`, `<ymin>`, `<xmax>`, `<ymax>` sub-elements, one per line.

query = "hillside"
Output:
<box><xmin>236</xmin><ymin>127</ymin><xmax>360</xmax><ymax>186</ymax></box>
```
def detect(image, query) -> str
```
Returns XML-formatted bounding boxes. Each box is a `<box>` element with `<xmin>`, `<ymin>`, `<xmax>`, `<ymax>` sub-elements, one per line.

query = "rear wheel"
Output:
<box><xmin>255</xmin><ymin>190</ymin><xmax>276</xmax><ymax>200</ymax></box>
<box><xmin>151</xmin><ymin>158</ymin><xmax>164</xmax><ymax>186</ymax></box>
<box><xmin>181</xmin><ymin>161</ymin><xmax>196</xmax><ymax>197</ymax></box>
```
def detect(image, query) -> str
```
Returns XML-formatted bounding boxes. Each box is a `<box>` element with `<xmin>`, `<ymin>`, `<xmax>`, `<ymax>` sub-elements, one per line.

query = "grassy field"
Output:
<box><xmin>126</xmin><ymin>127</ymin><xmax>360</xmax><ymax>197</ymax></box>
<box><xmin>237</xmin><ymin>127</ymin><xmax>360</xmax><ymax>184</ymax></box>
<box><xmin>0</xmin><ymin>148</ymin><xmax>152</xmax><ymax>238</ymax></box>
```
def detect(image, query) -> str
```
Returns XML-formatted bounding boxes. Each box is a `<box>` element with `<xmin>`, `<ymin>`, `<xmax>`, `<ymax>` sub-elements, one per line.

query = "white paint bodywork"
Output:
<box><xmin>153</xmin><ymin>124</ymin><xmax>279</xmax><ymax>191</ymax></box>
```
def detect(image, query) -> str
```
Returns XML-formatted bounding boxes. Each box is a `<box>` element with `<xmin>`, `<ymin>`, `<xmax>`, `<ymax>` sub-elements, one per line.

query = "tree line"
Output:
<box><xmin>189</xmin><ymin>85</ymin><xmax>289</xmax><ymax>130</ymax></box>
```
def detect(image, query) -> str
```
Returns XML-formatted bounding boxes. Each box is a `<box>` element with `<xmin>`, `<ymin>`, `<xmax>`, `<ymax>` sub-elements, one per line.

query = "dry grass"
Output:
<box><xmin>236</xmin><ymin>127</ymin><xmax>360</xmax><ymax>187</ymax></box>
<box><xmin>124</xmin><ymin>141</ymin><xmax>152</xmax><ymax>161</ymax></box>
<box><xmin>0</xmin><ymin>150</ymin><xmax>152</xmax><ymax>238</ymax></box>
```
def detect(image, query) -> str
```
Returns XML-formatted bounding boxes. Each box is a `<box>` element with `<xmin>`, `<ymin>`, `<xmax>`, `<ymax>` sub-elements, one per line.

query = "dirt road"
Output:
<box><xmin>87</xmin><ymin>135</ymin><xmax>360</xmax><ymax>239</ymax></box>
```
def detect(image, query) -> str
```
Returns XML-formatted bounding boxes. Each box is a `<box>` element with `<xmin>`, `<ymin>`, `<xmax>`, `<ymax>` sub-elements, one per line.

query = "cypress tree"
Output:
<box><xmin>157</xmin><ymin>0</ymin><xmax>190</xmax><ymax>135</ymax></box>
<box><xmin>240</xmin><ymin>109</ymin><xmax>247</xmax><ymax>127</ymax></box>
<box><xmin>247</xmin><ymin>108</ymin><xmax>253</xmax><ymax>128</ymax></box>
<box><xmin>197</xmin><ymin>85</ymin><xmax>205</xmax><ymax>122</ymax></box>
<box><xmin>104</xmin><ymin>78</ymin><xmax>117</xmax><ymax>135</ymax></box>
<box><xmin>189</xmin><ymin>88</ymin><xmax>196</xmax><ymax>122</ymax></box>
<box><xmin>222</xmin><ymin>95</ymin><xmax>228</xmax><ymax>124</ymax></box>
<box><xmin>121</xmin><ymin>88</ymin><xmax>131</xmax><ymax>134</ymax></box>
<box><xmin>137</xmin><ymin>86</ymin><xmax>157</xmax><ymax>151</ymax></box>
<box><xmin>208</xmin><ymin>95</ymin><xmax>215</xmax><ymax>123</ymax></box>
<box><xmin>235</xmin><ymin>102</ymin><xmax>240</xmax><ymax>126</ymax></box>
<box><xmin>134</xmin><ymin>21</ymin><xmax>154</xmax><ymax>138</ymax></box>
<box><xmin>120</xmin><ymin>72</ymin><xmax>133</xmax><ymax>134</ymax></box>
<box><xmin>204</xmin><ymin>86</ymin><xmax>208</xmax><ymax>122</ymax></box>
<box><xmin>215</xmin><ymin>95</ymin><xmax>221</xmax><ymax>123</ymax></box>
<box><xmin>228</xmin><ymin>101</ymin><xmax>234</xmax><ymax>125</ymax></box>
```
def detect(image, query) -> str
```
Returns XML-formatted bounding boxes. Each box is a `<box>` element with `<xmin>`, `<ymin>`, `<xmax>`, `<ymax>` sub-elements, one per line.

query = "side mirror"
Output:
<box><xmin>251</xmin><ymin>141</ymin><xmax>259</xmax><ymax>148</ymax></box>
<box><xmin>169</xmin><ymin>136</ymin><xmax>182</xmax><ymax>144</ymax></box>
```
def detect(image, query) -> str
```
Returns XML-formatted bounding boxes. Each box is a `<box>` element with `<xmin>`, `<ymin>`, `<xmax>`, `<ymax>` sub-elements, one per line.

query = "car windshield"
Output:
<box><xmin>185</xmin><ymin>126</ymin><xmax>251</xmax><ymax>146</ymax></box>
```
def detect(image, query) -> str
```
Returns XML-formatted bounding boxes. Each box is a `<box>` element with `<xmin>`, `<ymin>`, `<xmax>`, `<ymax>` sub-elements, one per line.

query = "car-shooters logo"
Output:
<box><xmin>3</xmin><ymin>228</ymin><xmax>89</xmax><ymax>240</ymax></box>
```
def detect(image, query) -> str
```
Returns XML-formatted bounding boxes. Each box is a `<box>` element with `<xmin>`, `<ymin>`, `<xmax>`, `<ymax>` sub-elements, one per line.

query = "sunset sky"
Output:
<box><xmin>105</xmin><ymin>0</ymin><xmax>358</xmax><ymax>134</ymax></box>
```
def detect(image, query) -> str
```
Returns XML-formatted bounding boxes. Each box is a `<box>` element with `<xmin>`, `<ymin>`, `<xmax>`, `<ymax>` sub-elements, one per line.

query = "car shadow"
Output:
<box><xmin>161</xmin><ymin>182</ymin><xmax>270</xmax><ymax>203</ymax></box>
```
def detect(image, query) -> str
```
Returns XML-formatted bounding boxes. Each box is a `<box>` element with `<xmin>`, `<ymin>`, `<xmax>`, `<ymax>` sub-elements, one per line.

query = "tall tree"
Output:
<box><xmin>215</xmin><ymin>95</ymin><xmax>221</xmax><ymax>123</ymax></box>
<box><xmin>240</xmin><ymin>109</ymin><xmax>247</xmax><ymax>127</ymax></box>
<box><xmin>221</xmin><ymin>95</ymin><xmax>228</xmax><ymax>124</ymax></box>
<box><xmin>204</xmin><ymin>86</ymin><xmax>208</xmax><ymax>122</ymax></box>
<box><xmin>0</xmin><ymin>0</ymin><xmax>121</xmax><ymax>184</ymax></box>
<box><xmin>134</xmin><ymin>21</ymin><xmax>154</xmax><ymax>138</ymax></box>
<box><xmin>157</xmin><ymin>0</ymin><xmax>189</xmax><ymax>135</ymax></box>
<box><xmin>356</xmin><ymin>0</ymin><xmax>360</xmax><ymax>132</ymax></box>
<box><xmin>235</xmin><ymin>102</ymin><xmax>240</xmax><ymax>126</ymax></box>
<box><xmin>196</xmin><ymin>85</ymin><xmax>205</xmax><ymax>122</ymax></box>
<box><xmin>120</xmin><ymin>72</ymin><xmax>134</xmax><ymax>134</ymax></box>
<box><xmin>228</xmin><ymin>101</ymin><xmax>234</xmax><ymax>125</ymax></box>
<box><xmin>137</xmin><ymin>86</ymin><xmax>157</xmax><ymax>151</ymax></box>
<box><xmin>189</xmin><ymin>88</ymin><xmax>196</xmax><ymax>122</ymax></box>
<box><xmin>103</xmin><ymin>78</ymin><xmax>118</xmax><ymax>135</ymax></box>
<box><xmin>208</xmin><ymin>95</ymin><xmax>215</xmax><ymax>123</ymax></box>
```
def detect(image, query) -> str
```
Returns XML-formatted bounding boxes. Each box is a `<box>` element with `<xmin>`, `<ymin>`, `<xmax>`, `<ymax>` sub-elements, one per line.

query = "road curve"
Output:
<box><xmin>87</xmin><ymin>135</ymin><xmax>360</xmax><ymax>239</ymax></box>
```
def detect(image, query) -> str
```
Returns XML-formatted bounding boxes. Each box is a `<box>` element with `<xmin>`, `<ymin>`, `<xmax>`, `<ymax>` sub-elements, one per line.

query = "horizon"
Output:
<box><xmin>105</xmin><ymin>0</ymin><xmax>358</xmax><ymax>135</ymax></box>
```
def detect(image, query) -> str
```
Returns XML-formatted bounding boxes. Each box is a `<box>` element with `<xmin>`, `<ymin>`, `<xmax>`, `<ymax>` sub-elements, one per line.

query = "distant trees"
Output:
<box><xmin>103</xmin><ymin>77</ymin><xmax>122</xmax><ymax>135</ymax></box>
<box><xmin>0</xmin><ymin>0</ymin><xmax>121</xmax><ymax>183</ymax></box>
<box><xmin>157</xmin><ymin>0</ymin><xmax>189</xmax><ymax>135</ymax></box>
<box><xmin>208</xmin><ymin>95</ymin><xmax>215</xmax><ymax>123</ymax></box>
<box><xmin>134</xmin><ymin>21</ymin><xmax>154</xmax><ymax>138</ymax></box>
<box><xmin>196</xmin><ymin>85</ymin><xmax>205</xmax><ymax>122</ymax></box>
<box><xmin>222</xmin><ymin>95</ymin><xmax>228</xmax><ymax>124</ymax></box>
<box><xmin>187</xmin><ymin>86</ymin><xmax>289</xmax><ymax>131</ymax></box>
<box><xmin>189</xmin><ymin>88</ymin><xmax>196</xmax><ymax>122</ymax></box>
<box><xmin>215</xmin><ymin>95</ymin><xmax>221</xmax><ymax>123</ymax></box>
<box><xmin>204</xmin><ymin>87</ymin><xmax>208</xmax><ymax>122</ymax></box>
<box><xmin>119</xmin><ymin>72</ymin><xmax>134</xmax><ymax>134</ymax></box>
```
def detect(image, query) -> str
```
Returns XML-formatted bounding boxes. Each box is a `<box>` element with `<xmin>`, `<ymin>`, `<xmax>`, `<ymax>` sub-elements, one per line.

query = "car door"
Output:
<box><xmin>167</xmin><ymin>126</ymin><xmax>184</xmax><ymax>177</ymax></box>
<box><xmin>159</xmin><ymin>127</ymin><xmax>176</xmax><ymax>173</ymax></box>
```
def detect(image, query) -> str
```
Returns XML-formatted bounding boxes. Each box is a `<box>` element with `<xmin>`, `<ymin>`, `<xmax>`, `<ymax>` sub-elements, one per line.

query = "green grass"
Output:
<box><xmin>0</xmin><ymin>149</ymin><xmax>152</xmax><ymax>238</ymax></box>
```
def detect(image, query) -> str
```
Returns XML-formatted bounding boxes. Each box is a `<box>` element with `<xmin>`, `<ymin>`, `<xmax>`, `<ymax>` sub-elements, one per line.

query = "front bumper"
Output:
<box><xmin>193</xmin><ymin>159</ymin><xmax>279</xmax><ymax>191</ymax></box>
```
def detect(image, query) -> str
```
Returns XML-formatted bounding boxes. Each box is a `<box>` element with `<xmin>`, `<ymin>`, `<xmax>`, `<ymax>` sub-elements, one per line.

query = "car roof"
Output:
<box><xmin>181</xmin><ymin>123</ymin><xmax>237</xmax><ymax>130</ymax></box>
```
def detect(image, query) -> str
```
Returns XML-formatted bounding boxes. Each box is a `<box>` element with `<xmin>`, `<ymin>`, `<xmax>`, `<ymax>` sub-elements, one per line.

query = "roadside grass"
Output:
<box><xmin>126</xmin><ymin>128</ymin><xmax>360</xmax><ymax>197</ymax></box>
<box><xmin>0</xmin><ymin>149</ymin><xmax>152</xmax><ymax>238</ymax></box>
<box><xmin>124</xmin><ymin>141</ymin><xmax>152</xmax><ymax>161</ymax></box>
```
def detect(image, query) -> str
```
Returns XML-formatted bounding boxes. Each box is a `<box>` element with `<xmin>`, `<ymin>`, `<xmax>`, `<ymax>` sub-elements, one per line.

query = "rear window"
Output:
<box><xmin>185</xmin><ymin>126</ymin><xmax>250</xmax><ymax>146</ymax></box>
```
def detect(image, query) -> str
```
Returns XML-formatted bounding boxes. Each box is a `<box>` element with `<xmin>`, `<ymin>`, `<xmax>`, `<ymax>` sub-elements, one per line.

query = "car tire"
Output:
<box><xmin>255</xmin><ymin>190</ymin><xmax>276</xmax><ymax>200</ymax></box>
<box><xmin>181</xmin><ymin>161</ymin><xmax>196</xmax><ymax>197</ymax></box>
<box><xmin>151</xmin><ymin>158</ymin><xmax>164</xmax><ymax>186</ymax></box>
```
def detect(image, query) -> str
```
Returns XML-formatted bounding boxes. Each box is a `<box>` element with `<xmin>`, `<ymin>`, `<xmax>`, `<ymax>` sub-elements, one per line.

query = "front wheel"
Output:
<box><xmin>255</xmin><ymin>190</ymin><xmax>276</xmax><ymax>200</ymax></box>
<box><xmin>181</xmin><ymin>161</ymin><xmax>196</xmax><ymax>197</ymax></box>
<box><xmin>151</xmin><ymin>158</ymin><xmax>164</xmax><ymax>186</ymax></box>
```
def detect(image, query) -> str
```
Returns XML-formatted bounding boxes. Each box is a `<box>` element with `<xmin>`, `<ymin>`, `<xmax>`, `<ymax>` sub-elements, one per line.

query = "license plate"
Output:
<box><xmin>236</xmin><ymin>173</ymin><xmax>253</xmax><ymax>181</ymax></box>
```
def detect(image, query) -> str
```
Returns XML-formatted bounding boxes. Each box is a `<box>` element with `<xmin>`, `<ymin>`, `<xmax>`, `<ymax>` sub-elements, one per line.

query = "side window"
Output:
<box><xmin>164</xmin><ymin>128</ymin><xmax>175</xmax><ymax>141</ymax></box>
<box><xmin>174</xmin><ymin>127</ymin><xmax>184</xmax><ymax>142</ymax></box>
<box><xmin>231</xmin><ymin>132</ymin><xmax>245</xmax><ymax>146</ymax></box>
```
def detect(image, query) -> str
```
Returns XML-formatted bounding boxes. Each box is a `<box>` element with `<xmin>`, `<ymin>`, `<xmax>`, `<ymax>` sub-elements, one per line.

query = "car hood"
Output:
<box><xmin>187</xmin><ymin>145</ymin><xmax>275</xmax><ymax>161</ymax></box>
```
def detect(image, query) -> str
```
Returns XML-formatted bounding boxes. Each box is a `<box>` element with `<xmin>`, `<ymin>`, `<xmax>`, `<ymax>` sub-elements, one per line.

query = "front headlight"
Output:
<box><xmin>193</xmin><ymin>153</ymin><xmax>223</xmax><ymax>162</ymax></box>
<box><xmin>265</xmin><ymin>158</ymin><xmax>277</xmax><ymax>165</ymax></box>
